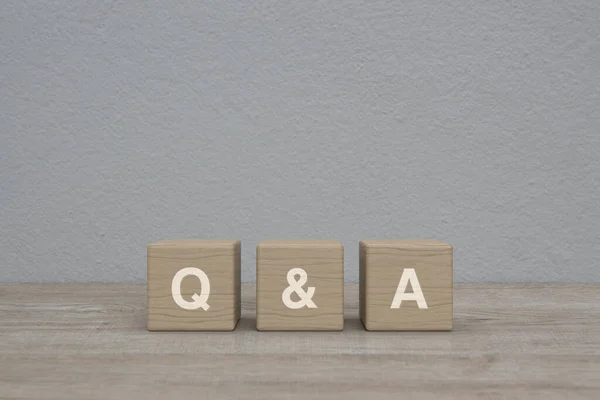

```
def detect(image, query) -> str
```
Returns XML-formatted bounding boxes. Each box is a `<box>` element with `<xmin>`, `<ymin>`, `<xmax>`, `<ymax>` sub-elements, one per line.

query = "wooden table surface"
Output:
<box><xmin>1</xmin><ymin>284</ymin><xmax>599</xmax><ymax>399</ymax></box>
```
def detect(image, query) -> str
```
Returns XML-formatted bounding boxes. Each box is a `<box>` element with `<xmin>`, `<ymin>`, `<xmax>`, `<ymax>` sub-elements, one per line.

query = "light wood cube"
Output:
<box><xmin>256</xmin><ymin>240</ymin><xmax>344</xmax><ymax>331</ymax></box>
<box><xmin>147</xmin><ymin>239</ymin><xmax>241</xmax><ymax>331</ymax></box>
<box><xmin>360</xmin><ymin>239</ymin><xmax>453</xmax><ymax>331</ymax></box>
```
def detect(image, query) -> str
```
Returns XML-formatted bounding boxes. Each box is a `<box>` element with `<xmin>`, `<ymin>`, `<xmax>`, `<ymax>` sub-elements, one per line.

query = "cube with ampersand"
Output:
<box><xmin>256</xmin><ymin>240</ymin><xmax>344</xmax><ymax>331</ymax></box>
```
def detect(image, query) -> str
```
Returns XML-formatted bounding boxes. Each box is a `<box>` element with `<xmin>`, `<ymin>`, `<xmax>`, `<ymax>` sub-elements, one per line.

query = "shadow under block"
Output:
<box><xmin>256</xmin><ymin>240</ymin><xmax>344</xmax><ymax>331</ymax></box>
<box><xmin>359</xmin><ymin>239</ymin><xmax>453</xmax><ymax>331</ymax></box>
<box><xmin>147</xmin><ymin>239</ymin><xmax>241</xmax><ymax>331</ymax></box>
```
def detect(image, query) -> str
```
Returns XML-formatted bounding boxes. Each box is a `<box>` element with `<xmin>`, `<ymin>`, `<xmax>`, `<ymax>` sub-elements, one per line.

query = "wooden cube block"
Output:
<box><xmin>359</xmin><ymin>239</ymin><xmax>453</xmax><ymax>331</ymax></box>
<box><xmin>256</xmin><ymin>240</ymin><xmax>344</xmax><ymax>331</ymax></box>
<box><xmin>147</xmin><ymin>239</ymin><xmax>241</xmax><ymax>331</ymax></box>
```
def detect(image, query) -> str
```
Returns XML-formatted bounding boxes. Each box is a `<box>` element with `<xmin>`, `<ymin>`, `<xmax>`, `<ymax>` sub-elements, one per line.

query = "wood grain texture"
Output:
<box><xmin>360</xmin><ymin>239</ymin><xmax>453</xmax><ymax>331</ymax></box>
<box><xmin>1</xmin><ymin>283</ymin><xmax>599</xmax><ymax>400</ymax></box>
<box><xmin>147</xmin><ymin>239</ymin><xmax>240</xmax><ymax>331</ymax></box>
<box><xmin>256</xmin><ymin>240</ymin><xmax>344</xmax><ymax>331</ymax></box>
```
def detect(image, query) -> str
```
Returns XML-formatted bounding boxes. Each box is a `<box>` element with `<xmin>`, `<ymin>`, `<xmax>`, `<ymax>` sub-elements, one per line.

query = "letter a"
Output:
<box><xmin>390</xmin><ymin>268</ymin><xmax>428</xmax><ymax>309</ymax></box>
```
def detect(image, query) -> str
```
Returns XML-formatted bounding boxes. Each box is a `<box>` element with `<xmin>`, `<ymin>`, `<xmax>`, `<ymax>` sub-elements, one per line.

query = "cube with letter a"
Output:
<box><xmin>147</xmin><ymin>239</ymin><xmax>241</xmax><ymax>331</ymax></box>
<box><xmin>359</xmin><ymin>239</ymin><xmax>453</xmax><ymax>331</ymax></box>
<box><xmin>256</xmin><ymin>240</ymin><xmax>344</xmax><ymax>331</ymax></box>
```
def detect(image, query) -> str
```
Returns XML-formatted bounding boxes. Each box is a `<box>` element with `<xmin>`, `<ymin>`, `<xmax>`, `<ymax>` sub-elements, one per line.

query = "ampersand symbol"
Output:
<box><xmin>281</xmin><ymin>268</ymin><xmax>317</xmax><ymax>309</ymax></box>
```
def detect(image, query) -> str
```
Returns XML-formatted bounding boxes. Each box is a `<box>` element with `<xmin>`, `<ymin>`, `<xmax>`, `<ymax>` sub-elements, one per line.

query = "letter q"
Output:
<box><xmin>171</xmin><ymin>267</ymin><xmax>211</xmax><ymax>311</ymax></box>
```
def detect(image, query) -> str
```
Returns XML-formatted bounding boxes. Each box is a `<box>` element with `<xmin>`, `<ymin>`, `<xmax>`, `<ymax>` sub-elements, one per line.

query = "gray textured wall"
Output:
<box><xmin>2</xmin><ymin>1</ymin><xmax>599</xmax><ymax>283</ymax></box>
